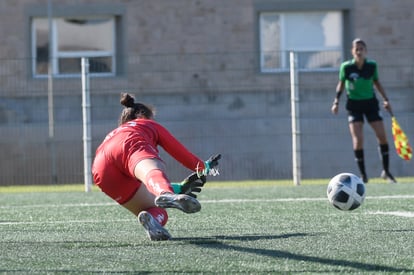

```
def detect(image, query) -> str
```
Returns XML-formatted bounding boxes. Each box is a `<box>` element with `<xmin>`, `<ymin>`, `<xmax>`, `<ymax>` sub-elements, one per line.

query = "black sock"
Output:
<box><xmin>354</xmin><ymin>149</ymin><xmax>366</xmax><ymax>176</ymax></box>
<box><xmin>379</xmin><ymin>144</ymin><xmax>389</xmax><ymax>172</ymax></box>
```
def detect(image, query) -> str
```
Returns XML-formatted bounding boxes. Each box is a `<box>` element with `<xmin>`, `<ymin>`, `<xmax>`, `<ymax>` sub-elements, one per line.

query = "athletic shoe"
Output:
<box><xmin>138</xmin><ymin>211</ymin><xmax>171</xmax><ymax>241</ymax></box>
<box><xmin>381</xmin><ymin>170</ymin><xmax>397</xmax><ymax>184</ymax></box>
<box><xmin>155</xmin><ymin>193</ymin><xmax>201</xmax><ymax>213</ymax></box>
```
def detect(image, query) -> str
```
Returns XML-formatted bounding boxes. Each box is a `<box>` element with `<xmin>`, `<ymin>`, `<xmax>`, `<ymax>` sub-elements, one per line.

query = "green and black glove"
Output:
<box><xmin>206</xmin><ymin>153</ymin><xmax>221</xmax><ymax>170</ymax></box>
<box><xmin>171</xmin><ymin>154</ymin><xmax>221</xmax><ymax>198</ymax></box>
<box><xmin>199</xmin><ymin>153</ymin><xmax>222</xmax><ymax>177</ymax></box>
<box><xmin>180</xmin><ymin>173</ymin><xmax>207</xmax><ymax>198</ymax></box>
<box><xmin>171</xmin><ymin>173</ymin><xmax>206</xmax><ymax>198</ymax></box>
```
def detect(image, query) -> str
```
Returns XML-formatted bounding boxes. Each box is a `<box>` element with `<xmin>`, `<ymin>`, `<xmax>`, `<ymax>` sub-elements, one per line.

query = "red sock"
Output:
<box><xmin>146</xmin><ymin>207</ymin><xmax>168</xmax><ymax>226</ymax></box>
<box><xmin>145</xmin><ymin>169</ymin><xmax>174</xmax><ymax>195</ymax></box>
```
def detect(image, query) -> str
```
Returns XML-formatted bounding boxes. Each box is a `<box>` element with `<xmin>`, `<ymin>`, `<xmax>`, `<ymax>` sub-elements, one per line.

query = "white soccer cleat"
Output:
<box><xmin>155</xmin><ymin>193</ymin><xmax>201</xmax><ymax>213</ymax></box>
<box><xmin>138</xmin><ymin>211</ymin><xmax>171</xmax><ymax>241</ymax></box>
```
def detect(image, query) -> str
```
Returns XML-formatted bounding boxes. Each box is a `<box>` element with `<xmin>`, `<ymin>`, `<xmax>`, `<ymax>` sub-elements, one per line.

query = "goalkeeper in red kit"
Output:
<box><xmin>92</xmin><ymin>93</ymin><xmax>220</xmax><ymax>241</ymax></box>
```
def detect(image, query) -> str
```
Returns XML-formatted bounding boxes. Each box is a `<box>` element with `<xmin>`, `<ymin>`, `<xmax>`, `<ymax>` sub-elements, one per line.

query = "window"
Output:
<box><xmin>259</xmin><ymin>11</ymin><xmax>343</xmax><ymax>72</ymax></box>
<box><xmin>32</xmin><ymin>16</ymin><xmax>116</xmax><ymax>77</ymax></box>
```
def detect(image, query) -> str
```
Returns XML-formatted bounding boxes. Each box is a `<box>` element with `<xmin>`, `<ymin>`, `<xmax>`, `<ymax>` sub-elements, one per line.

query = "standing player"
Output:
<box><xmin>331</xmin><ymin>38</ymin><xmax>396</xmax><ymax>184</ymax></box>
<box><xmin>92</xmin><ymin>93</ymin><xmax>219</xmax><ymax>240</ymax></box>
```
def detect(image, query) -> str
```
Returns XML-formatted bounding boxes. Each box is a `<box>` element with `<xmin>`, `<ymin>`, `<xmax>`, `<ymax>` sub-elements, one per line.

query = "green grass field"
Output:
<box><xmin>1</xmin><ymin>180</ymin><xmax>413</xmax><ymax>274</ymax></box>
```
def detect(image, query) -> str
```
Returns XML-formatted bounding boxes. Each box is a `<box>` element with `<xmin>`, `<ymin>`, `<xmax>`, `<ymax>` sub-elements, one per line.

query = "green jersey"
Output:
<box><xmin>339</xmin><ymin>59</ymin><xmax>379</xmax><ymax>100</ymax></box>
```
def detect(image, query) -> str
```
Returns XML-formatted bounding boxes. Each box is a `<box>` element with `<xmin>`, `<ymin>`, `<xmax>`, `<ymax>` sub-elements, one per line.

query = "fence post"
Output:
<box><xmin>290</xmin><ymin>51</ymin><xmax>301</xmax><ymax>186</ymax></box>
<box><xmin>81</xmin><ymin>58</ymin><xmax>93</xmax><ymax>192</ymax></box>
<box><xmin>47</xmin><ymin>0</ymin><xmax>57</xmax><ymax>184</ymax></box>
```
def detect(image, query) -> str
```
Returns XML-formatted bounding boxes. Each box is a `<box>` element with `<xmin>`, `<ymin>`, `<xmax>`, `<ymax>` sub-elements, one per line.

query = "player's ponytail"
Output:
<box><xmin>120</xmin><ymin>93</ymin><xmax>135</xmax><ymax>108</ymax></box>
<box><xmin>118</xmin><ymin>93</ymin><xmax>155</xmax><ymax>125</ymax></box>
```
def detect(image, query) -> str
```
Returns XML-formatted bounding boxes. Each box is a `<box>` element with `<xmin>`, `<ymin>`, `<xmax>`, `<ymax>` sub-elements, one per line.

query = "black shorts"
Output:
<box><xmin>346</xmin><ymin>97</ymin><xmax>383</xmax><ymax>123</ymax></box>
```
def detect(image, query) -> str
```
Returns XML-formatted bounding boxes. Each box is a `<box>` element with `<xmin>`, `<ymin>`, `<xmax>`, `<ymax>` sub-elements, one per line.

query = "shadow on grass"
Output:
<box><xmin>173</xmin><ymin>232</ymin><xmax>312</xmax><ymax>243</ymax></box>
<box><xmin>372</xmin><ymin>229</ymin><xmax>414</xmax><ymax>232</ymax></box>
<box><xmin>173</xmin><ymin>233</ymin><xmax>413</xmax><ymax>273</ymax></box>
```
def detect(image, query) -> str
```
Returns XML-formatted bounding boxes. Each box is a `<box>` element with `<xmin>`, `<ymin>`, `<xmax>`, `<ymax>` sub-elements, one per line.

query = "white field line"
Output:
<box><xmin>366</xmin><ymin>211</ymin><xmax>414</xmax><ymax>218</ymax></box>
<box><xmin>1</xmin><ymin>194</ymin><xmax>413</xmax><ymax>210</ymax></box>
<box><xmin>0</xmin><ymin>219</ymin><xmax>132</xmax><ymax>226</ymax></box>
<box><xmin>1</xmin><ymin>195</ymin><xmax>413</xmax><ymax>226</ymax></box>
<box><xmin>203</xmin><ymin>194</ymin><xmax>414</xmax><ymax>203</ymax></box>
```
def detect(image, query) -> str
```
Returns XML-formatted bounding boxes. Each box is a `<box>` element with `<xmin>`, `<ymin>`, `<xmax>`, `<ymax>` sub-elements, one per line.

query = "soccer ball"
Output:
<box><xmin>327</xmin><ymin>173</ymin><xmax>366</xmax><ymax>211</ymax></box>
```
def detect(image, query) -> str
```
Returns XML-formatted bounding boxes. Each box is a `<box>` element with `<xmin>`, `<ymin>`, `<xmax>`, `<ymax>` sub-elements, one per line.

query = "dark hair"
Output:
<box><xmin>352</xmin><ymin>38</ymin><xmax>367</xmax><ymax>48</ymax></box>
<box><xmin>118</xmin><ymin>93</ymin><xmax>155</xmax><ymax>125</ymax></box>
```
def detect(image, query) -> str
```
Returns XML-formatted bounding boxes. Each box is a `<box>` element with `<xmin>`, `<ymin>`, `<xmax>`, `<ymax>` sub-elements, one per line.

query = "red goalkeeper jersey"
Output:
<box><xmin>96</xmin><ymin>118</ymin><xmax>204</xmax><ymax>176</ymax></box>
<box><xmin>92</xmin><ymin>118</ymin><xmax>204</xmax><ymax>203</ymax></box>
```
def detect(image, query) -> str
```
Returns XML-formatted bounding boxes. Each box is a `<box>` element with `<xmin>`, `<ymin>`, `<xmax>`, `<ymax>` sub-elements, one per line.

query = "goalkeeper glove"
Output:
<box><xmin>172</xmin><ymin>154</ymin><xmax>221</xmax><ymax>198</ymax></box>
<box><xmin>171</xmin><ymin>173</ymin><xmax>206</xmax><ymax>198</ymax></box>
<box><xmin>198</xmin><ymin>154</ymin><xmax>221</xmax><ymax>177</ymax></box>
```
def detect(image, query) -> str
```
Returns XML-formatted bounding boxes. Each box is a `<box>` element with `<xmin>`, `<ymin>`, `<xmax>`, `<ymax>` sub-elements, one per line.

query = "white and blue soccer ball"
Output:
<box><xmin>327</xmin><ymin>173</ymin><xmax>366</xmax><ymax>211</ymax></box>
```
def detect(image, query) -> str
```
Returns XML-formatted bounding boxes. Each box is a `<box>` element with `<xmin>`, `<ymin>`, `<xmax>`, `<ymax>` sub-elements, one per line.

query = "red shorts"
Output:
<box><xmin>92</xmin><ymin>150</ymin><xmax>141</xmax><ymax>204</ymax></box>
<box><xmin>92</xmin><ymin>131</ymin><xmax>162</xmax><ymax>204</ymax></box>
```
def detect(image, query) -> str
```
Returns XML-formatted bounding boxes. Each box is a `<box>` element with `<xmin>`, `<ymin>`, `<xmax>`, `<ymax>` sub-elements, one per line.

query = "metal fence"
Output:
<box><xmin>0</xmin><ymin>50</ymin><xmax>413</xmax><ymax>186</ymax></box>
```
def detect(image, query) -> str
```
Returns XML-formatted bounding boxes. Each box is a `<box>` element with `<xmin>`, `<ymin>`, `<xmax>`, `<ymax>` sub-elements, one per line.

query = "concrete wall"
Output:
<box><xmin>0</xmin><ymin>0</ymin><xmax>413</xmax><ymax>185</ymax></box>
<box><xmin>1</xmin><ymin>0</ymin><xmax>414</xmax><ymax>96</ymax></box>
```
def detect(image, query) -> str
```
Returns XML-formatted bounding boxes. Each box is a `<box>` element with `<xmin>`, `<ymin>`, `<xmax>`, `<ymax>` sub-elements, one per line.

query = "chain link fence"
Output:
<box><xmin>0</xmin><ymin>50</ymin><xmax>413</xmax><ymax>186</ymax></box>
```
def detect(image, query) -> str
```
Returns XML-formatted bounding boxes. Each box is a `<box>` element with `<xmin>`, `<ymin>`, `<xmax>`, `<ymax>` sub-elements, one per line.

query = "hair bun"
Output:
<box><xmin>120</xmin><ymin>93</ymin><xmax>135</xmax><ymax>108</ymax></box>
